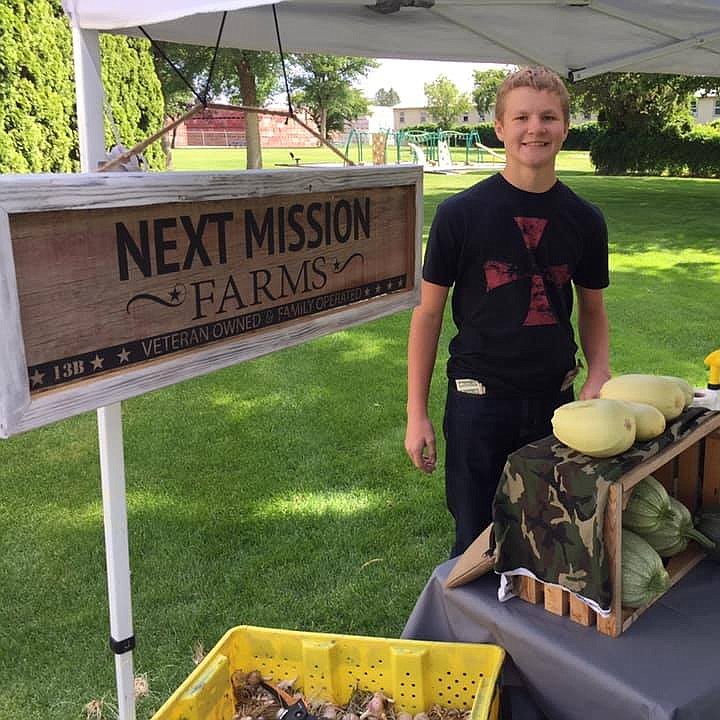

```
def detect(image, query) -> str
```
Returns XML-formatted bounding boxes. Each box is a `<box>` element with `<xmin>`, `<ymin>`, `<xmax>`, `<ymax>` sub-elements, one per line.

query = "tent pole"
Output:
<box><xmin>71</xmin><ymin>25</ymin><xmax>137</xmax><ymax>720</ymax></box>
<box><xmin>71</xmin><ymin>26</ymin><xmax>105</xmax><ymax>172</ymax></box>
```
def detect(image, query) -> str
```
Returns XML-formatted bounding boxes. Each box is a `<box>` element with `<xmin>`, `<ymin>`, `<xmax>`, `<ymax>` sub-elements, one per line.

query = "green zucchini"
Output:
<box><xmin>623</xmin><ymin>475</ymin><xmax>674</xmax><ymax>534</ymax></box>
<box><xmin>641</xmin><ymin>497</ymin><xmax>715</xmax><ymax>557</ymax></box>
<box><xmin>694</xmin><ymin>505</ymin><xmax>720</xmax><ymax>562</ymax></box>
<box><xmin>622</xmin><ymin>530</ymin><xmax>671</xmax><ymax>608</ymax></box>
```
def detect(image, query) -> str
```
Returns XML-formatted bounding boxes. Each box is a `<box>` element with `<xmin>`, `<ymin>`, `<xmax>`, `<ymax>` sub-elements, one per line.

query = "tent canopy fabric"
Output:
<box><xmin>61</xmin><ymin>0</ymin><xmax>720</xmax><ymax>80</ymax></box>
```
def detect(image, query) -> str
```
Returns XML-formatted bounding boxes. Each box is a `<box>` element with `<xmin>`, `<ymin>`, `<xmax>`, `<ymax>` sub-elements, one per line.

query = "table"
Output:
<box><xmin>402</xmin><ymin>558</ymin><xmax>720</xmax><ymax>720</ymax></box>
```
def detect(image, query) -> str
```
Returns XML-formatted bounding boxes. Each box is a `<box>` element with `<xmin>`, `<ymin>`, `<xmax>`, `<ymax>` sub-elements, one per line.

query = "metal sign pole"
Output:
<box><xmin>70</xmin><ymin>23</ymin><xmax>137</xmax><ymax>720</ymax></box>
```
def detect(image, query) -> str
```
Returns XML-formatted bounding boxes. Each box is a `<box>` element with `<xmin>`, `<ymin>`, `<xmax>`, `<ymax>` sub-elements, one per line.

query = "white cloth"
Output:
<box><xmin>497</xmin><ymin>569</ymin><xmax>611</xmax><ymax>617</ymax></box>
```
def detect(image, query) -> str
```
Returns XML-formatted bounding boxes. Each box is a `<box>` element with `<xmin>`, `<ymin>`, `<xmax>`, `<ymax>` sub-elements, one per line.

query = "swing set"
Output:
<box><xmin>339</xmin><ymin>128</ymin><xmax>505</xmax><ymax>172</ymax></box>
<box><xmin>401</xmin><ymin>129</ymin><xmax>505</xmax><ymax>172</ymax></box>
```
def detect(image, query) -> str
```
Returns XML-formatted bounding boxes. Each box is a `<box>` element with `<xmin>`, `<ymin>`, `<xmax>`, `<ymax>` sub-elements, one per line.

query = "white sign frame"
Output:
<box><xmin>0</xmin><ymin>166</ymin><xmax>422</xmax><ymax>437</ymax></box>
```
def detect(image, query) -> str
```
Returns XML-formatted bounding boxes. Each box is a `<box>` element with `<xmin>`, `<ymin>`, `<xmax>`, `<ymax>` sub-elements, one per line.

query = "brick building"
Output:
<box><xmin>174</xmin><ymin>106</ymin><xmax>321</xmax><ymax>147</ymax></box>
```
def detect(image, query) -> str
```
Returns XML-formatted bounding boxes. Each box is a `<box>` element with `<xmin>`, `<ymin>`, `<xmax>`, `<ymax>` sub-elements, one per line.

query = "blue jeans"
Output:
<box><xmin>443</xmin><ymin>381</ymin><xmax>573</xmax><ymax>557</ymax></box>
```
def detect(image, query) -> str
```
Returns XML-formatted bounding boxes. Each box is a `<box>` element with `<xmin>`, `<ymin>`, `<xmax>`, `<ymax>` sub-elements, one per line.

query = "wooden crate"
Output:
<box><xmin>516</xmin><ymin>411</ymin><xmax>720</xmax><ymax>637</ymax></box>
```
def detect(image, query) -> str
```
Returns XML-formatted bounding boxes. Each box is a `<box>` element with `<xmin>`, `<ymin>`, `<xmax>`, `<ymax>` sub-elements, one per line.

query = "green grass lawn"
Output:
<box><xmin>169</xmin><ymin>145</ymin><xmax>593</xmax><ymax>173</ymax></box>
<box><xmin>0</xmin><ymin>148</ymin><xmax>718</xmax><ymax>719</ymax></box>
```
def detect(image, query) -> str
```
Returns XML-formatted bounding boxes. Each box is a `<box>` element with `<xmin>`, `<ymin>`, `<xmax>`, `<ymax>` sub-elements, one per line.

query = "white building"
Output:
<box><xmin>359</xmin><ymin>93</ymin><xmax>720</xmax><ymax>133</ymax></box>
<box><xmin>343</xmin><ymin>105</ymin><xmax>397</xmax><ymax>133</ymax></box>
<box><xmin>691</xmin><ymin>94</ymin><xmax>720</xmax><ymax>124</ymax></box>
<box><xmin>394</xmin><ymin>106</ymin><xmax>485</xmax><ymax>128</ymax></box>
<box><xmin>392</xmin><ymin>104</ymin><xmax>595</xmax><ymax>130</ymax></box>
<box><xmin>349</xmin><ymin>102</ymin><xmax>602</xmax><ymax>135</ymax></box>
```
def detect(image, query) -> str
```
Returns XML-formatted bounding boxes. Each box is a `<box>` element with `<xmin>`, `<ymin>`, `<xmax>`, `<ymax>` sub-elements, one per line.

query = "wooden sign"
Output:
<box><xmin>0</xmin><ymin>166</ymin><xmax>422</xmax><ymax>437</ymax></box>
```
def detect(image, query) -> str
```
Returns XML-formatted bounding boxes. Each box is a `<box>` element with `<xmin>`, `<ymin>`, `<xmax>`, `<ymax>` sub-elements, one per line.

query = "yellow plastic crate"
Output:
<box><xmin>152</xmin><ymin>625</ymin><xmax>504</xmax><ymax>720</ymax></box>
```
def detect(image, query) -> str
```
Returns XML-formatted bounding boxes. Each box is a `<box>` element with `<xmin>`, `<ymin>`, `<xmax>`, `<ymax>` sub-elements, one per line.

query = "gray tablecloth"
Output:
<box><xmin>402</xmin><ymin>558</ymin><xmax>720</xmax><ymax>720</ymax></box>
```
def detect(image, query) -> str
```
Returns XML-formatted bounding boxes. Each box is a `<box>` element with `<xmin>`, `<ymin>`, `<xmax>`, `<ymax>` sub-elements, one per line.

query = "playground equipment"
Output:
<box><xmin>344</xmin><ymin>127</ymin><xmax>399</xmax><ymax>165</ymax></box>
<box><xmin>402</xmin><ymin>129</ymin><xmax>505</xmax><ymax>172</ymax></box>
<box><xmin>344</xmin><ymin>127</ymin><xmax>367</xmax><ymax>164</ymax></box>
<box><xmin>340</xmin><ymin>127</ymin><xmax>505</xmax><ymax>172</ymax></box>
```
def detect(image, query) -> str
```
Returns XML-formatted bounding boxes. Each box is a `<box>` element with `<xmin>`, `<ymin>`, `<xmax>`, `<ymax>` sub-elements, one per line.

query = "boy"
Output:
<box><xmin>405</xmin><ymin>67</ymin><xmax>610</xmax><ymax>557</ymax></box>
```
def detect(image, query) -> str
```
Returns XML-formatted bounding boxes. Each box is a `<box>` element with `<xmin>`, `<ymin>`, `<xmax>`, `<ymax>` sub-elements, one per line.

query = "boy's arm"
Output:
<box><xmin>405</xmin><ymin>280</ymin><xmax>450</xmax><ymax>474</ymax></box>
<box><xmin>575</xmin><ymin>285</ymin><xmax>611</xmax><ymax>399</ymax></box>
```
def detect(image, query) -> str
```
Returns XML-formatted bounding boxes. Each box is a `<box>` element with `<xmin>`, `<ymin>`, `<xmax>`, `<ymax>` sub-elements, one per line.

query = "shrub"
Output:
<box><xmin>101</xmin><ymin>35</ymin><xmax>165</xmax><ymax>170</ymax></box>
<box><xmin>564</xmin><ymin>122</ymin><xmax>600</xmax><ymax>150</ymax></box>
<box><xmin>398</xmin><ymin>121</ymin><xmax>599</xmax><ymax>150</ymax></box>
<box><xmin>590</xmin><ymin>124</ymin><xmax>720</xmax><ymax>177</ymax></box>
<box><xmin>0</xmin><ymin>0</ymin><xmax>76</xmax><ymax>173</ymax></box>
<box><xmin>0</xmin><ymin>0</ymin><xmax>165</xmax><ymax>173</ymax></box>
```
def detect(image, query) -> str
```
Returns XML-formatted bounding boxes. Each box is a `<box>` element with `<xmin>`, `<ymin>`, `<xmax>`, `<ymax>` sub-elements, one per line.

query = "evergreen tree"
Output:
<box><xmin>101</xmin><ymin>35</ymin><xmax>165</xmax><ymax>170</ymax></box>
<box><xmin>0</xmin><ymin>0</ymin><xmax>76</xmax><ymax>173</ymax></box>
<box><xmin>0</xmin><ymin>0</ymin><xmax>165</xmax><ymax>173</ymax></box>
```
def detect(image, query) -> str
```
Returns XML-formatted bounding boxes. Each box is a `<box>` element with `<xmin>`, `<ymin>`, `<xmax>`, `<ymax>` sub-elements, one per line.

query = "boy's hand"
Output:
<box><xmin>405</xmin><ymin>416</ymin><xmax>437</xmax><ymax>473</ymax></box>
<box><xmin>579</xmin><ymin>371</ymin><xmax>611</xmax><ymax>400</ymax></box>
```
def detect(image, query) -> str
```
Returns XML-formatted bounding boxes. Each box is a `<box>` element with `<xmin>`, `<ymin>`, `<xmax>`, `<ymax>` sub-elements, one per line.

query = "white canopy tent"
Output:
<box><xmin>63</xmin><ymin>1</ymin><xmax>720</xmax><ymax>81</ymax></box>
<box><xmin>55</xmin><ymin>3</ymin><xmax>720</xmax><ymax>719</ymax></box>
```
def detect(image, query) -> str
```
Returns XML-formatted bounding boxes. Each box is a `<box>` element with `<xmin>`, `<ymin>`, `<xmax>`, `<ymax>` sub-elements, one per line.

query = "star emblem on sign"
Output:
<box><xmin>30</xmin><ymin>369</ymin><xmax>45</xmax><ymax>387</ymax></box>
<box><xmin>168</xmin><ymin>284</ymin><xmax>186</xmax><ymax>303</ymax></box>
<box><xmin>117</xmin><ymin>347</ymin><xmax>131</xmax><ymax>364</ymax></box>
<box><xmin>483</xmin><ymin>217</ymin><xmax>570</xmax><ymax>326</ymax></box>
<box><xmin>91</xmin><ymin>354</ymin><xmax>104</xmax><ymax>371</ymax></box>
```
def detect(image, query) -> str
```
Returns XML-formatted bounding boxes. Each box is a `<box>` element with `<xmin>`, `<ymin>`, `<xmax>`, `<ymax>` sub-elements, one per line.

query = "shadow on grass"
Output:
<box><xmin>2</xmin><ymin>220</ymin><xmax>715</xmax><ymax>718</ymax></box>
<box><xmin>1</xmin><ymin>518</ymin><xmax>447</xmax><ymax>719</ymax></box>
<box><xmin>424</xmin><ymin>173</ymin><xmax>720</xmax><ymax>257</ymax></box>
<box><xmin>0</xmin><ymin>320</ymin><xmax>450</xmax><ymax>714</ymax></box>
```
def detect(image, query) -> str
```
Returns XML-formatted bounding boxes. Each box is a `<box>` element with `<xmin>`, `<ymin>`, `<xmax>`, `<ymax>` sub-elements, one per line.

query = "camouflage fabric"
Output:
<box><xmin>493</xmin><ymin>407</ymin><xmax>713</xmax><ymax>610</ymax></box>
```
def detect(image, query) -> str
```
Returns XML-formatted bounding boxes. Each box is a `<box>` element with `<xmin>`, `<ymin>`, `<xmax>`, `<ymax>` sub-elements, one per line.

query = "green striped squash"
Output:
<box><xmin>622</xmin><ymin>530</ymin><xmax>670</xmax><ymax>608</ymax></box>
<box><xmin>623</xmin><ymin>475</ymin><xmax>674</xmax><ymax>534</ymax></box>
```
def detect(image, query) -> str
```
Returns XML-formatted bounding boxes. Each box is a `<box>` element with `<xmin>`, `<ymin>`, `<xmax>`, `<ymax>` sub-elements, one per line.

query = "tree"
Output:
<box><xmin>326</xmin><ymin>87</ymin><xmax>371</xmax><ymax>135</ymax></box>
<box><xmin>0</xmin><ymin>0</ymin><xmax>76</xmax><ymax>173</ymax></box>
<box><xmin>472</xmin><ymin>68</ymin><xmax>509</xmax><ymax>117</ymax></box>
<box><xmin>153</xmin><ymin>44</ymin><xmax>282</xmax><ymax>169</ymax></box>
<box><xmin>374</xmin><ymin>87</ymin><xmax>400</xmax><ymax>106</ymax></box>
<box><xmin>220</xmin><ymin>50</ymin><xmax>282</xmax><ymax>170</ymax></box>
<box><xmin>151</xmin><ymin>43</ymin><xmax>210</xmax><ymax>166</ymax></box>
<box><xmin>571</xmin><ymin>72</ymin><xmax>720</xmax><ymax>174</ymax></box>
<box><xmin>571</xmin><ymin>73</ymin><xmax>719</xmax><ymax>133</ymax></box>
<box><xmin>101</xmin><ymin>35</ymin><xmax>166</xmax><ymax>171</ymax></box>
<box><xmin>0</xmin><ymin>0</ymin><xmax>165</xmax><ymax>173</ymax></box>
<box><xmin>290</xmin><ymin>54</ymin><xmax>378</xmax><ymax>139</ymax></box>
<box><xmin>424</xmin><ymin>75</ymin><xmax>471</xmax><ymax>129</ymax></box>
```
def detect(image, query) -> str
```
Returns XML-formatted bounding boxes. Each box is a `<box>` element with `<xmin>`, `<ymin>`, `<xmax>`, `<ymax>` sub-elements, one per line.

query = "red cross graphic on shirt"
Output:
<box><xmin>483</xmin><ymin>217</ymin><xmax>570</xmax><ymax>326</ymax></box>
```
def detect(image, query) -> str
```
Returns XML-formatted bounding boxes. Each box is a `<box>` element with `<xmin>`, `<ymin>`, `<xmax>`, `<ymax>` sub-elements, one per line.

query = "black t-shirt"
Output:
<box><xmin>423</xmin><ymin>173</ymin><xmax>609</xmax><ymax>395</ymax></box>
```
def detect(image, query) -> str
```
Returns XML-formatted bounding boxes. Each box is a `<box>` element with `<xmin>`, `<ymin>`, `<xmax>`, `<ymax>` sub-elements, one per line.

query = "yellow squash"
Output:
<box><xmin>618</xmin><ymin>401</ymin><xmax>666</xmax><ymax>441</ymax></box>
<box><xmin>600</xmin><ymin>374</ymin><xmax>686</xmax><ymax>420</ymax></box>
<box><xmin>552</xmin><ymin>398</ymin><xmax>636</xmax><ymax>458</ymax></box>
<box><xmin>659</xmin><ymin>376</ymin><xmax>694</xmax><ymax>408</ymax></box>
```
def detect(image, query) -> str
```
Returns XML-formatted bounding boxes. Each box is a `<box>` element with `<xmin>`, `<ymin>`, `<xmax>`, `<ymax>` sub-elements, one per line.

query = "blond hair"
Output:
<box><xmin>495</xmin><ymin>66</ymin><xmax>570</xmax><ymax>124</ymax></box>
